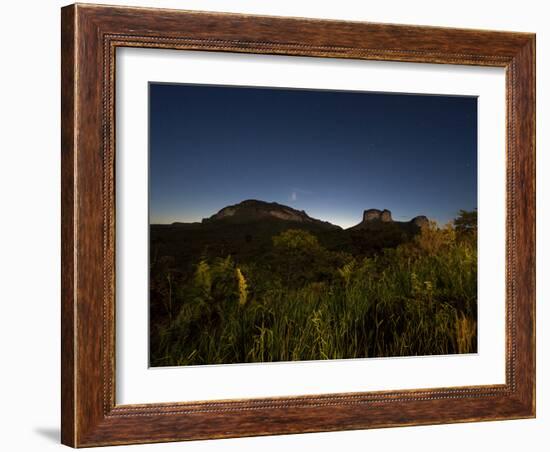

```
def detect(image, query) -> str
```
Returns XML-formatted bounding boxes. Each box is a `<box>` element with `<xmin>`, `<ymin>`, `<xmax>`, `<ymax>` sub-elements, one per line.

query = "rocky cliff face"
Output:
<box><xmin>350</xmin><ymin>208</ymin><xmax>430</xmax><ymax>230</ymax></box>
<box><xmin>203</xmin><ymin>199</ymin><xmax>340</xmax><ymax>229</ymax></box>
<box><xmin>363</xmin><ymin>209</ymin><xmax>393</xmax><ymax>222</ymax></box>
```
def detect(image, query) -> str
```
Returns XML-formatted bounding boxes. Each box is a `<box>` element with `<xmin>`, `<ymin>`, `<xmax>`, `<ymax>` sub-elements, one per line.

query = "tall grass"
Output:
<box><xmin>150</xmin><ymin>224</ymin><xmax>477</xmax><ymax>366</ymax></box>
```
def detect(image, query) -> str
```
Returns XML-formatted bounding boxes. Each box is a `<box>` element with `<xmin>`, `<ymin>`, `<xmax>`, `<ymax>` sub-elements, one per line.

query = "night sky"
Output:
<box><xmin>149</xmin><ymin>83</ymin><xmax>477</xmax><ymax>228</ymax></box>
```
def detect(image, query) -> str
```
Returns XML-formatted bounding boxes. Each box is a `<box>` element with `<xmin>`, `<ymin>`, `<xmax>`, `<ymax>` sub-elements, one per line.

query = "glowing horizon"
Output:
<box><xmin>149</xmin><ymin>84</ymin><xmax>477</xmax><ymax>229</ymax></box>
<box><xmin>149</xmin><ymin>198</ymin><xmax>455</xmax><ymax>229</ymax></box>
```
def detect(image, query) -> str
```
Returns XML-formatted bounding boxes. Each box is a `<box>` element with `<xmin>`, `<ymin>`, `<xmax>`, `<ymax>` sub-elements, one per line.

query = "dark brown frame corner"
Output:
<box><xmin>61</xmin><ymin>3</ymin><xmax>536</xmax><ymax>447</ymax></box>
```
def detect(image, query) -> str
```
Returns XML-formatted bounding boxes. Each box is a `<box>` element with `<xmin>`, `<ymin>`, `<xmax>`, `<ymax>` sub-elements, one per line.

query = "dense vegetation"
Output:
<box><xmin>149</xmin><ymin>210</ymin><xmax>477</xmax><ymax>366</ymax></box>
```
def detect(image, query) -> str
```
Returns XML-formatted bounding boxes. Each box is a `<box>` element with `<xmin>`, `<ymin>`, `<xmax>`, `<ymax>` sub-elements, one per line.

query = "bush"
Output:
<box><xmin>150</xmin><ymin>218</ymin><xmax>477</xmax><ymax>366</ymax></box>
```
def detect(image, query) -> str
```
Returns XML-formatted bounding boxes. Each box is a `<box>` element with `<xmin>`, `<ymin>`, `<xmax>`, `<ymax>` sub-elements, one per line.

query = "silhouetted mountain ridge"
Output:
<box><xmin>152</xmin><ymin>200</ymin><xmax>432</xmax><ymax>273</ymax></box>
<box><xmin>169</xmin><ymin>199</ymin><xmax>428</xmax><ymax>230</ymax></box>
<box><xmin>199</xmin><ymin>199</ymin><xmax>340</xmax><ymax>230</ymax></box>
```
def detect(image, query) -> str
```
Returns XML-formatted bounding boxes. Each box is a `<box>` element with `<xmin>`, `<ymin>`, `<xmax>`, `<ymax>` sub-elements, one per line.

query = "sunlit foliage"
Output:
<box><xmin>150</xmin><ymin>212</ymin><xmax>477</xmax><ymax>366</ymax></box>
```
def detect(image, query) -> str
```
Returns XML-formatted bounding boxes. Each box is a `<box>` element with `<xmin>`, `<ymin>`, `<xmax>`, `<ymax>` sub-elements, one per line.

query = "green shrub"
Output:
<box><xmin>150</xmin><ymin>219</ymin><xmax>477</xmax><ymax>366</ymax></box>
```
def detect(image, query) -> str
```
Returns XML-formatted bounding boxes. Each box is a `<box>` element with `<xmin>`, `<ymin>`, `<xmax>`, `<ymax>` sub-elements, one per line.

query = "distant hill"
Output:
<box><xmin>348</xmin><ymin>208</ymin><xmax>429</xmax><ymax>230</ymax></box>
<box><xmin>174</xmin><ymin>199</ymin><xmax>341</xmax><ymax>230</ymax></box>
<box><xmin>151</xmin><ymin>200</ymin><xmax>429</xmax><ymax>272</ymax></box>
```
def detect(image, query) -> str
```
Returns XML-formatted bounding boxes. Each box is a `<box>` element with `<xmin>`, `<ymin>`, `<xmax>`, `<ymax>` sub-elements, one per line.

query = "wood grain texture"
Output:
<box><xmin>60</xmin><ymin>3</ymin><xmax>536</xmax><ymax>447</ymax></box>
<box><xmin>60</xmin><ymin>5</ymin><xmax>76</xmax><ymax>447</ymax></box>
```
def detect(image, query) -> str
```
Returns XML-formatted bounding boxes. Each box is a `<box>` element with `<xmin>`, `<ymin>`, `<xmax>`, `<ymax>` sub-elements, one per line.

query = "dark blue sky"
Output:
<box><xmin>149</xmin><ymin>83</ymin><xmax>477</xmax><ymax>228</ymax></box>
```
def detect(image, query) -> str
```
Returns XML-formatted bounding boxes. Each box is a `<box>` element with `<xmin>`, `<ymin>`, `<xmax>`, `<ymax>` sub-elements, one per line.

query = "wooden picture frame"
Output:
<box><xmin>61</xmin><ymin>3</ymin><xmax>535</xmax><ymax>447</ymax></box>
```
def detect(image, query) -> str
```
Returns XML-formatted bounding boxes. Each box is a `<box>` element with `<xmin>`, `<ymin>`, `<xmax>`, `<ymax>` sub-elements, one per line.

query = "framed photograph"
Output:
<box><xmin>61</xmin><ymin>3</ymin><xmax>535</xmax><ymax>447</ymax></box>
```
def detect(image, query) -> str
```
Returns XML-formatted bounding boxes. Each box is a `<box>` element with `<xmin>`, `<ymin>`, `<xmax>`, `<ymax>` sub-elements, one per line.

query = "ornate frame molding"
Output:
<box><xmin>61</xmin><ymin>4</ymin><xmax>535</xmax><ymax>447</ymax></box>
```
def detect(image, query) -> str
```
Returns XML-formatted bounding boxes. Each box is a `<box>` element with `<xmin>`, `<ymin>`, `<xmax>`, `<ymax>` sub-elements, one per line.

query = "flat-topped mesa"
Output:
<box><xmin>205</xmin><ymin>199</ymin><xmax>312</xmax><ymax>223</ymax></box>
<box><xmin>363</xmin><ymin>208</ymin><xmax>393</xmax><ymax>223</ymax></box>
<box><xmin>348</xmin><ymin>208</ymin><xmax>431</xmax><ymax>231</ymax></box>
<box><xmin>202</xmin><ymin>199</ymin><xmax>341</xmax><ymax>229</ymax></box>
